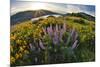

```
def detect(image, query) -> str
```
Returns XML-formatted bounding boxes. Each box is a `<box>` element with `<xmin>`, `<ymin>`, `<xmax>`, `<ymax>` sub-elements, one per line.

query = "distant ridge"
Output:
<box><xmin>11</xmin><ymin>10</ymin><xmax>95</xmax><ymax>25</ymax></box>
<box><xmin>11</xmin><ymin>9</ymin><xmax>61</xmax><ymax>25</ymax></box>
<box><xmin>66</xmin><ymin>12</ymin><xmax>95</xmax><ymax>21</ymax></box>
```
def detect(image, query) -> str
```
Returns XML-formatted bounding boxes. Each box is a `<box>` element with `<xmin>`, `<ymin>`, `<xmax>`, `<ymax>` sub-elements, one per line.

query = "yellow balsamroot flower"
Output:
<box><xmin>16</xmin><ymin>39</ymin><xmax>22</xmax><ymax>45</ymax></box>
<box><xmin>10</xmin><ymin>46</ymin><xmax>13</xmax><ymax>52</ymax></box>
<box><xmin>23</xmin><ymin>41</ymin><xmax>27</xmax><ymax>45</ymax></box>
<box><xmin>22</xmin><ymin>45</ymin><xmax>26</xmax><ymax>49</ymax></box>
<box><xmin>38</xmin><ymin>34</ymin><xmax>42</xmax><ymax>37</ymax></box>
<box><xmin>10</xmin><ymin>35</ymin><xmax>16</xmax><ymax>40</ymax></box>
<box><xmin>24</xmin><ymin>50</ymin><xmax>29</xmax><ymax>54</ymax></box>
<box><xmin>44</xmin><ymin>22</ymin><xmax>48</xmax><ymax>25</ymax></box>
<box><xmin>38</xmin><ymin>29</ymin><xmax>42</xmax><ymax>34</ymax></box>
<box><xmin>15</xmin><ymin>53</ymin><xmax>20</xmax><ymax>59</ymax></box>
<box><xmin>28</xmin><ymin>26</ymin><xmax>33</xmax><ymax>29</ymax></box>
<box><xmin>36</xmin><ymin>28</ymin><xmax>39</xmax><ymax>32</ymax></box>
<box><xmin>19</xmin><ymin>53</ymin><xmax>22</xmax><ymax>58</ymax></box>
<box><xmin>27</xmin><ymin>32</ymin><xmax>31</xmax><ymax>36</ymax></box>
<box><xmin>10</xmin><ymin>56</ymin><xmax>15</xmax><ymax>64</ymax></box>
<box><xmin>37</xmin><ymin>26</ymin><xmax>40</xmax><ymax>28</ymax></box>
<box><xmin>19</xmin><ymin>47</ymin><xmax>24</xmax><ymax>52</ymax></box>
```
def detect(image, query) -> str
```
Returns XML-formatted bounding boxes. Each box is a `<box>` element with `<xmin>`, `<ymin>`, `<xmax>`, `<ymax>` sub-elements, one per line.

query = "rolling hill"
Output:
<box><xmin>66</xmin><ymin>12</ymin><xmax>95</xmax><ymax>21</ymax></box>
<box><xmin>11</xmin><ymin>9</ymin><xmax>61</xmax><ymax>25</ymax></box>
<box><xmin>11</xmin><ymin>10</ymin><xmax>95</xmax><ymax>25</ymax></box>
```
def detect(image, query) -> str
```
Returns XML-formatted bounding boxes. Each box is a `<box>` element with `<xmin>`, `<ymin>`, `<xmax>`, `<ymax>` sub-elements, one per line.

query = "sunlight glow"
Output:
<box><xmin>30</xmin><ymin>3</ymin><xmax>47</xmax><ymax>10</ymax></box>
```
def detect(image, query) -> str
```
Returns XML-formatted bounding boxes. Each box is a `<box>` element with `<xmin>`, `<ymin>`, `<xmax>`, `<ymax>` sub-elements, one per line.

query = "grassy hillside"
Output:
<box><xmin>10</xmin><ymin>15</ymin><xmax>95</xmax><ymax>66</ymax></box>
<box><xmin>11</xmin><ymin>10</ymin><xmax>61</xmax><ymax>25</ymax></box>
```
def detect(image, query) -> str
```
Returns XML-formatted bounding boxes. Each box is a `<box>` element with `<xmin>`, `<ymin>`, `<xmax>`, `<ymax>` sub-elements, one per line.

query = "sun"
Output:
<box><xmin>31</xmin><ymin>3</ymin><xmax>47</xmax><ymax>10</ymax></box>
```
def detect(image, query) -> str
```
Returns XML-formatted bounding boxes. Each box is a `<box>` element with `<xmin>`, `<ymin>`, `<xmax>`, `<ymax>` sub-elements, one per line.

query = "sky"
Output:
<box><xmin>11</xmin><ymin>0</ymin><xmax>95</xmax><ymax>16</ymax></box>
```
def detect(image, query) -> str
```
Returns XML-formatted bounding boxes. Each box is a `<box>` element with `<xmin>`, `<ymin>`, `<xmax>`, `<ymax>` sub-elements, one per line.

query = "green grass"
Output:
<box><xmin>10</xmin><ymin>15</ymin><xmax>95</xmax><ymax>66</ymax></box>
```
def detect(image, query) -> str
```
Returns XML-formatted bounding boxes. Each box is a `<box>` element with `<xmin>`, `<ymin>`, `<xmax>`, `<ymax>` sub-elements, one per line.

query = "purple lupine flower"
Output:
<box><xmin>59</xmin><ymin>23</ymin><xmax>67</xmax><ymax>42</ymax></box>
<box><xmin>49</xmin><ymin>24</ymin><xmax>53</xmax><ymax>35</ymax></box>
<box><xmin>47</xmin><ymin>27</ymin><xmax>50</xmax><ymax>34</ymax></box>
<box><xmin>71</xmin><ymin>29</ymin><xmax>78</xmax><ymax>43</ymax></box>
<box><xmin>52</xmin><ymin>30</ymin><xmax>59</xmax><ymax>45</ymax></box>
<box><xmin>50</xmin><ymin>24</ymin><xmax>53</xmax><ymax>31</ymax></box>
<box><xmin>74</xmin><ymin>32</ymin><xmax>78</xmax><ymax>42</ymax></box>
<box><xmin>46</xmin><ymin>24</ymin><xmax>53</xmax><ymax>37</ymax></box>
<box><xmin>70</xmin><ymin>28</ymin><xmax>75</xmax><ymax>37</ymax></box>
<box><xmin>71</xmin><ymin>40</ymin><xmax>78</xmax><ymax>49</ymax></box>
<box><xmin>39</xmin><ymin>39</ymin><xmax>45</xmax><ymax>50</ymax></box>
<box><xmin>29</xmin><ymin>43</ymin><xmax>35</xmax><ymax>51</ymax></box>
<box><xmin>42</xmin><ymin>23</ymin><xmax>79</xmax><ymax>49</ymax></box>
<box><xmin>60</xmin><ymin>28</ymin><xmax>65</xmax><ymax>36</ymax></box>
<box><xmin>29</xmin><ymin>43</ymin><xmax>33</xmax><ymax>50</ymax></box>
<box><xmin>59</xmin><ymin>29</ymin><xmax>64</xmax><ymax>41</ymax></box>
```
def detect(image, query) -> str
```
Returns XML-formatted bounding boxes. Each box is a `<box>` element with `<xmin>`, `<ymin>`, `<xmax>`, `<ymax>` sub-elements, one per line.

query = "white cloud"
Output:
<box><xmin>66</xmin><ymin>5</ymin><xmax>82</xmax><ymax>13</ymax></box>
<box><xmin>11</xmin><ymin>2</ymin><xmax>95</xmax><ymax>16</ymax></box>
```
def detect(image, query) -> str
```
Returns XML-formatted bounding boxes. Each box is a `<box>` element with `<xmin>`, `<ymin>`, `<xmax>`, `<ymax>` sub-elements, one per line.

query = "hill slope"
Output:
<box><xmin>11</xmin><ymin>10</ymin><xmax>95</xmax><ymax>25</ymax></box>
<box><xmin>11</xmin><ymin>9</ymin><xmax>61</xmax><ymax>25</ymax></box>
<box><xmin>66</xmin><ymin>12</ymin><xmax>95</xmax><ymax>21</ymax></box>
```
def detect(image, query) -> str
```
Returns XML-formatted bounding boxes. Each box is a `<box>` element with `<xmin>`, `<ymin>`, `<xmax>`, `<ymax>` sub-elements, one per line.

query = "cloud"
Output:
<box><xmin>66</xmin><ymin>5</ymin><xmax>82</xmax><ymax>13</ymax></box>
<box><xmin>11</xmin><ymin>1</ymin><xmax>95</xmax><ymax>16</ymax></box>
<box><xmin>46</xmin><ymin>4</ymin><xmax>67</xmax><ymax>14</ymax></box>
